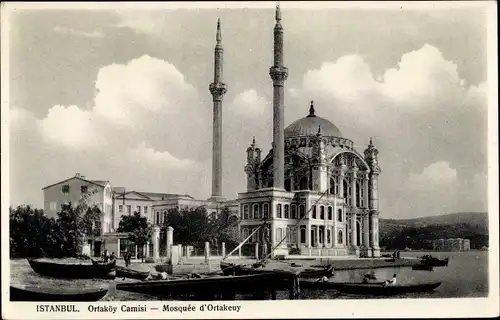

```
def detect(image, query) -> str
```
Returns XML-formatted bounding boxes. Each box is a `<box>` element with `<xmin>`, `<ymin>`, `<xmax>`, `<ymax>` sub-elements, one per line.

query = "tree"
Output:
<box><xmin>117</xmin><ymin>212</ymin><xmax>152</xmax><ymax>262</ymax></box>
<box><xmin>208</xmin><ymin>206</ymin><xmax>241</xmax><ymax>248</ymax></box>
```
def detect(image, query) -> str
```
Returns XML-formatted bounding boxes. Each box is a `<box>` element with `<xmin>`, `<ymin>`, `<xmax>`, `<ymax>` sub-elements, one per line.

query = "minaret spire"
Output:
<box><xmin>269</xmin><ymin>3</ymin><xmax>288</xmax><ymax>189</ymax></box>
<box><xmin>209</xmin><ymin>18</ymin><xmax>227</xmax><ymax>200</ymax></box>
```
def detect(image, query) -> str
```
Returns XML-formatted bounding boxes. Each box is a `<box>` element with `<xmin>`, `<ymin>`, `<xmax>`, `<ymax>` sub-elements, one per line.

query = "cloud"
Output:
<box><xmin>113</xmin><ymin>12</ymin><xmax>163</xmax><ymax>35</ymax></box>
<box><xmin>409</xmin><ymin>161</ymin><xmax>458</xmax><ymax>187</ymax></box>
<box><xmin>229</xmin><ymin>89</ymin><xmax>270</xmax><ymax>117</ymax></box>
<box><xmin>10</xmin><ymin>55</ymin><xmax>210</xmax><ymax>206</ymax></box>
<box><xmin>53</xmin><ymin>26</ymin><xmax>104</xmax><ymax>39</ymax></box>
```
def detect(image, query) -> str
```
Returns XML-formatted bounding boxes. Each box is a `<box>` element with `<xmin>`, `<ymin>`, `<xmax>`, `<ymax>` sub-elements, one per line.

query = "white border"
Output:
<box><xmin>1</xmin><ymin>1</ymin><xmax>498</xmax><ymax>319</ymax></box>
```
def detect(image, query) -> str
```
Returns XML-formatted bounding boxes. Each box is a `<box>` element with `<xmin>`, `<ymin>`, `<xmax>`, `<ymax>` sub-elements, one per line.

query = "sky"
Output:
<box><xmin>7</xmin><ymin>2</ymin><xmax>492</xmax><ymax>219</ymax></box>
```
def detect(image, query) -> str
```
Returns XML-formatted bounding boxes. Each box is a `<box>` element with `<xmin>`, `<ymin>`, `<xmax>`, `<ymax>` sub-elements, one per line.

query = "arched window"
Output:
<box><xmin>343</xmin><ymin>179</ymin><xmax>348</xmax><ymax>200</ymax></box>
<box><xmin>355</xmin><ymin>182</ymin><xmax>361</xmax><ymax>208</ymax></box>
<box><xmin>163</xmin><ymin>211</ymin><xmax>167</xmax><ymax>224</ymax></box>
<box><xmin>263</xmin><ymin>203</ymin><xmax>269</xmax><ymax>219</ymax></box>
<box><xmin>329</xmin><ymin>178</ymin><xmax>335</xmax><ymax>194</ymax></box>
<box><xmin>286</xmin><ymin>227</ymin><xmax>291</xmax><ymax>242</ymax></box>
<box><xmin>277</xmin><ymin>204</ymin><xmax>282</xmax><ymax>218</ymax></box>
<box><xmin>285</xmin><ymin>179</ymin><xmax>291</xmax><ymax>192</ymax></box>
<box><xmin>242</xmin><ymin>228</ymin><xmax>249</xmax><ymax>240</ymax></box>
<box><xmin>299</xmin><ymin>177</ymin><xmax>308</xmax><ymax>190</ymax></box>
<box><xmin>253</xmin><ymin>203</ymin><xmax>260</xmax><ymax>219</ymax></box>
<box><xmin>291</xmin><ymin>205</ymin><xmax>297</xmax><ymax>219</ymax></box>
<box><xmin>337</xmin><ymin>209</ymin><xmax>343</xmax><ymax>222</ymax></box>
<box><xmin>327</xmin><ymin>229</ymin><xmax>331</xmax><ymax>244</ymax></box>
<box><xmin>243</xmin><ymin>205</ymin><xmax>249</xmax><ymax>219</ymax></box>
<box><xmin>320</xmin><ymin>206</ymin><xmax>325</xmax><ymax>220</ymax></box>
<box><xmin>338</xmin><ymin>230</ymin><xmax>343</xmax><ymax>244</ymax></box>
<box><xmin>300</xmin><ymin>226</ymin><xmax>306</xmax><ymax>244</ymax></box>
<box><xmin>156</xmin><ymin>212</ymin><xmax>160</xmax><ymax>225</ymax></box>
<box><xmin>312</xmin><ymin>205</ymin><xmax>317</xmax><ymax>219</ymax></box>
<box><xmin>328</xmin><ymin>206</ymin><xmax>333</xmax><ymax>220</ymax></box>
<box><xmin>284</xmin><ymin>204</ymin><xmax>290</xmax><ymax>219</ymax></box>
<box><xmin>299</xmin><ymin>204</ymin><xmax>305</xmax><ymax>219</ymax></box>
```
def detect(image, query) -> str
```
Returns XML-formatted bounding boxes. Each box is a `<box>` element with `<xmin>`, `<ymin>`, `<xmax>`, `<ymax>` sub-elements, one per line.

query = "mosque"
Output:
<box><xmin>212</xmin><ymin>6</ymin><xmax>381</xmax><ymax>258</ymax></box>
<box><xmin>42</xmin><ymin>5</ymin><xmax>381</xmax><ymax>258</ymax></box>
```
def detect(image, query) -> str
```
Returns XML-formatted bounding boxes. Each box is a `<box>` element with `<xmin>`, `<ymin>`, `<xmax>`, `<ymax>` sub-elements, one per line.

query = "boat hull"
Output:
<box><xmin>10</xmin><ymin>285</ymin><xmax>108</xmax><ymax>302</ymax></box>
<box><xmin>320</xmin><ymin>281</ymin><xmax>442</xmax><ymax>295</ymax></box>
<box><xmin>29</xmin><ymin>259</ymin><xmax>116</xmax><ymax>279</ymax></box>
<box><xmin>116</xmin><ymin>273</ymin><xmax>296</xmax><ymax>300</ymax></box>
<box><xmin>116</xmin><ymin>266</ymin><xmax>150</xmax><ymax>280</ymax></box>
<box><xmin>220</xmin><ymin>261</ymin><xmax>333</xmax><ymax>279</ymax></box>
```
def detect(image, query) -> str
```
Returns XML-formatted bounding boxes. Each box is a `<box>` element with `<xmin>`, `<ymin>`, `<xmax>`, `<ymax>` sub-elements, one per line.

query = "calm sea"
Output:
<box><xmin>10</xmin><ymin>251</ymin><xmax>488</xmax><ymax>300</ymax></box>
<box><xmin>296</xmin><ymin>251</ymin><xmax>489</xmax><ymax>300</ymax></box>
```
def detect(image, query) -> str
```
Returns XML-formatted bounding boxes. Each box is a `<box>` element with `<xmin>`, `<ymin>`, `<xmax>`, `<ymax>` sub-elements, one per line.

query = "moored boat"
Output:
<box><xmin>10</xmin><ymin>285</ymin><xmax>108</xmax><ymax>302</ymax></box>
<box><xmin>116</xmin><ymin>272</ymin><xmax>298</xmax><ymax>300</ymax></box>
<box><xmin>28</xmin><ymin>259</ymin><xmax>116</xmax><ymax>279</ymax></box>
<box><xmin>321</xmin><ymin>281</ymin><xmax>442</xmax><ymax>295</ymax></box>
<box><xmin>420</xmin><ymin>255</ymin><xmax>449</xmax><ymax>267</ymax></box>
<box><xmin>220</xmin><ymin>261</ymin><xmax>334</xmax><ymax>279</ymax></box>
<box><xmin>116</xmin><ymin>266</ymin><xmax>150</xmax><ymax>280</ymax></box>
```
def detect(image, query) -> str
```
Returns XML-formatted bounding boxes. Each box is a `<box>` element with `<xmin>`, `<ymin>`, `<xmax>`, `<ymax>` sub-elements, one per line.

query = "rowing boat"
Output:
<box><xmin>91</xmin><ymin>259</ymin><xmax>150</xmax><ymax>280</ymax></box>
<box><xmin>10</xmin><ymin>285</ymin><xmax>108</xmax><ymax>302</ymax></box>
<box><xmin>420</xmin><ymin>255</ymin><xmax>449</xmax><ymax>267</ymax></box>
<box><xmin>116</xmin><ymin>273</ymin><xmax>296</xmax><ymax>300</ymax></box>
<box><xmin>220</xmin><ymin>261</ymin><xmax>334</xmax><ymax>278</ymax></box>
<box><xmin>28</xmin><ymin>259</ymin><xmax>116</xmax><ymax>279</ymax></box>
<box><xmin>311</xmin><ymin>281</ymin><xmax>442</xmax><ymax>295</ymax></box>
<box><xmin>412</xmin><ymin>264</ymin><xmax>434</xmax><ymax>271</ymax></box>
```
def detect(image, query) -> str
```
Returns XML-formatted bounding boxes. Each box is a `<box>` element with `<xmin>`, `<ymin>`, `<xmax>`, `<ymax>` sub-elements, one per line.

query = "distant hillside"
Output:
<box><xmin>379</xmin><ymin>212</ymin><xmax>488</xmax><ymax>250</ymax></box>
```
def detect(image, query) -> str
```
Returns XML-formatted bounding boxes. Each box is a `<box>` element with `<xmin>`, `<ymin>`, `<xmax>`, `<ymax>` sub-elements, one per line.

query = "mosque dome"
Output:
<box><xmin>284</xmin><ymin>101</ymin><xmax>343</xmax><ymax>138</ymax></box>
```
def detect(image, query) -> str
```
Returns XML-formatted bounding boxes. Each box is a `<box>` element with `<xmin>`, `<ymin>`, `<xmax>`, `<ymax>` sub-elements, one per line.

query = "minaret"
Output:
<box><xmin>364</xmin><ymin>138</ymin><xmax>381</xmax><ymax>257</ymax></box>
<box><xmin>269</xmin><ymin>4</ymin><xmax>288</xmax><ymax>189</ymax></box>
<box><xmin>209</xmin><ymin>18</ymin><xmax>227</xmax><ymax>200</ymax></box>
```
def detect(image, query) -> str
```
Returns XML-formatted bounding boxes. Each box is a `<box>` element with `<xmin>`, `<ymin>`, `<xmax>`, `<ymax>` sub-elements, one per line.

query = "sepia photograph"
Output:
<box><xmin>1</xmin><ymin>1</ymin><xmax>498</xmax><ymax>319</ymax></box>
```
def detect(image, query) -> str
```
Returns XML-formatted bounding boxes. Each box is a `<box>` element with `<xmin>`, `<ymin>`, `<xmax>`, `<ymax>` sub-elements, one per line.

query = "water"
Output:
<box><xmin>10</xmin><ymin>251</ymin><xmax>488</xmax><ymax>300</ymax></box>
<box><xmin>295</xmin><ymin>251</ymin><xmax>489</xmax><ymax>300</ymax></box>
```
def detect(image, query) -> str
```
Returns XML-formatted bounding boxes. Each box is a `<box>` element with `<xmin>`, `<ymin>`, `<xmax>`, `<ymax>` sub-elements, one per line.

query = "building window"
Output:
<box><xmin>284</xmin><ymin>204</ymin><xmax>290</xmax><ymax>219</ymax></box>
<box><xmin>49</xmin><ymin>201</ymin><xmax>57</xmax><ymax>211</ymax></box>
<box><xmin>329</xmin><ymin>178</ymin><xmax>335</xmax><ymax>194</ymax></box>
<box><xmin>299</xmin><ymin>177</ymin><xmax>308</xmax><ymax>190</ymax></box>
<box><xmin>61</xmin><ymin>184</ymin><xmax>70</xmax><ymax>193</ymax></box>
<box><xmin>327</xmin><ymin>229</ymin><xmax>331</xmax><ymax>244</ymax></box>
<box><xmin>242</xmin><ymin>228</ymin><xmax>249</xmax><ymax>241</ymax></box>
<box><xmin>163</xmin><ymin>211</ymin><xmax>167</xmax><ymax>224</ymax></box>
<box><xmin>312</xmin><ymin>205</ymin><xmax>317</xmax><ymax>219</ymax></box>
<box><xmin>136</xmin><ymin>206</ymin><xmax>141</xmax><ymax>214</ymax></box>
<box><xmin>286</xmin><ymin>227</ymin><xmax>291</xmax><ymax>242</ymax></box>
<box><xmin>355</xmin><ymin>182</ymin><xmax>360</xmax><ymax>208</ymax></box>
<box><xmin>263</xmin><ymin>203</ymin><xmax>269</xmax><ymax>219</ymax></box>
<box><xmin>300</xmin><ymin>226</ymin><xmax>306</xmax><ymax>244</ymax></box>
<box><xmin>291</xmin><ymin>205</ymin><xmax>297</xmax><ymax>219</ymax></box>
<box><xmin>277</xmin><ymin>204</ymin><xmax>282</xmax><ymax>218</ymax></box>
<box><xmin>285</xmin><ymin>179</ymin><xmax>291</xmax><ymax>192</ymax></box>
<box><xmin>126</xmin><ymin>205</ymin><xmax>131</xmax><ymax>214</ymax></box>
<box><xmin>156</xmin><ymin>212</ymin><xmax>160</xmax><ymax>224</ymax></box>
<box><xmin>276</xmin><ymin>228</ymin><xmax>283</xmax><ymax>242</ymax></box>
<box><xmin>337</xmin><ymin>209</ymin><xmax>343</xmax><ymax>222</ymax></box>
<box><xmin>343</xmin><ymin>180</ymin><xmax>348</xmax><ymax>199</ymax></box>
<box><xmin>118</xmin><ymin>205</ymin><xmax>123</xmax><ymax>213</ymax></box>
<box><xmin>253</xmin><ymin>203</ymin><xmax>260</xmax><ymax>219</ymax></box>
<box><xmin>338</xmin><ymin>230</ymin><xmax>343</xmax><ymax>244</ymax></box>
<box><xmin>320</xmin><ymin>206</ymin><xmax>325</xmax><ymax>220</ymax></box>
<box><xmin>299</xmin><ymin>205</ymin><xmax>305</xmax><ymax>219</ymax></box>
<box><xmin>243</xmin><ymin>205</ymin><xmax>249</xmax><ymax>220</ymax></box>
<box><xmin>328</xmin><ymin>206</ymin><xmax>333</xmax><ymax>220</ymax></box>
<box><xmin>144</xmin><ymin>206</ymin><xmax>148</xmax><ymax>214</ymax></box>
<box><xmin>80</xmin><ymin>185</ymin><xmax>88</xmax><ymax>194</ymax></box>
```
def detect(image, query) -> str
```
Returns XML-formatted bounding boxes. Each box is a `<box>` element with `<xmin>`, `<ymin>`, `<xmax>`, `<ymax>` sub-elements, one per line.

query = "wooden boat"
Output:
<box><xmin>412</xmin><ymin>264</ymin><xmax>434</xmax><ymax>271</ymax></box>
<box><xmin>10</xmin><ymin>285</ymin><xmax>108</xmax><ymax>302</ymax></box>
<box><xmin>116</xmin><ymin>272</ymin><xmax>298</xmax><ymax>300</ymax></box>
<box><xmin>316</xmin><ymin>281</ymin><xmax>442</xmax><ymax>295</ymax></box>
<box><xmin>220</xmin><ymin>261</ymin><xmax>334</xmax><ymax>279</ymax></box>
<box><xmin>420</xmin><ymin>255</ymin><xmax>449</xmax><ymax>267</ymax></box>
<box><xmin>91</xmin><ymin>259</ymin><xmax>149</xmax><ymax>280</ymax></box>
<box><xmin>116</xmin><ymin>266</ymin><xmax>150</xmax><ymax>280</ymax></box>
<box><xmin>28</xmin><ymin>259</ymin><xmax>116</xmax><ymax>279</ymax></box>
